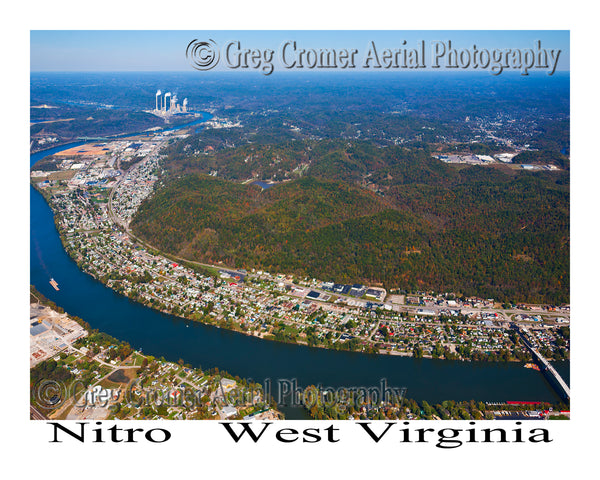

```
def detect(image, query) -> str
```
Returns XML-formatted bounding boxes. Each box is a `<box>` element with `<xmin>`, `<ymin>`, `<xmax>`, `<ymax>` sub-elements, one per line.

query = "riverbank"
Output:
<box><xmin>34</xmin><ymin>170</ymin><xmax>564</xmax><ymax>362</ymax></box>
<box><xmin>30</xmin><ymin>286</ymin><xmax>281</xmax><ymax>421</ymax></box>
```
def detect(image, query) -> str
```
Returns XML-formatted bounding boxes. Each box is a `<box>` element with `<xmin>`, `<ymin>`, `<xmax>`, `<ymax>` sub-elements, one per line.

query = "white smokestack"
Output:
<box><xmin>164</xmin><ymin>92</ymin><xmax>171</xmax><ymax>112</ymax></box>
<box><xmin>155</xmin><ymin>90</ymin><xmax>162</xmax><ymax>111</ymax></box>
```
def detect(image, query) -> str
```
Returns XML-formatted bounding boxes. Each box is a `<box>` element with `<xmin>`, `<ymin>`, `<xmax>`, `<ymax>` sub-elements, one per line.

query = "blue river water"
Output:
<box><xmin>30</xmin><ymin>118</ymin><xmax>570</xmax><ymax>418</ymax></box>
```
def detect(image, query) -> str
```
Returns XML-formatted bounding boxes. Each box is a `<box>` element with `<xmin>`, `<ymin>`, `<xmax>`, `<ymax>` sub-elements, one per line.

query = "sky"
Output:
<box><xmin>30</xmin><ymin>30</ymin><xmax>570</xmax><ymax>73</ymax></box>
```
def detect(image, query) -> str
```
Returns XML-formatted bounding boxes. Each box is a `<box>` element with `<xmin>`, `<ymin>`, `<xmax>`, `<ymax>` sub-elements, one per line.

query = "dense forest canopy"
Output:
<box><xmin>131</xmin><ymin>140</ymin><xmax>569</xmax><ymax>304</ymax></box>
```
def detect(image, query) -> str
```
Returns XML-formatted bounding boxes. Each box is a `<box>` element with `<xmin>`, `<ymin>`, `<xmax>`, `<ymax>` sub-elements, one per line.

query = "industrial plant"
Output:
<box><xmin>153</xmin><ymin>89</ymin><xmax>189</xmax><ymax>117</ymax></box>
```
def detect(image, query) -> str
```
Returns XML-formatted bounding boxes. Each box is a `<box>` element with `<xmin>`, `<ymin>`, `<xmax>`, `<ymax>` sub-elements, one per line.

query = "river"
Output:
<box><xmin>29</xmin><ymin>116</ymin><xmax>570</xmax><ymax>419</ymax></box>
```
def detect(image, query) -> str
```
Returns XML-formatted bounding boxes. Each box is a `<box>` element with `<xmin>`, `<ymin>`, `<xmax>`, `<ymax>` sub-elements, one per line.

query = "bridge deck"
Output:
<box><xmin>531</xmin><ymin>348</ymin><xmax>571</xmax><ymax>399</ymax></box>
<box><xmin>516</xmin><ymin>326</ymin><xmax>570</xmax><ymax>400</ymax></box>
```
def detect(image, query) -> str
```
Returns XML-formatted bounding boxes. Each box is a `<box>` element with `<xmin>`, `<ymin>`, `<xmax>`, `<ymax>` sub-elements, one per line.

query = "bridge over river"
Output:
<box><xmin>515</xmin><ymin>325</ymin><xmax>570</xmax><ymax>401</ymax></box>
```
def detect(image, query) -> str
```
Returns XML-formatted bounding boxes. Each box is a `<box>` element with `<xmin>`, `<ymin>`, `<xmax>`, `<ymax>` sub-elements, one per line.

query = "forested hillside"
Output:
<box><xmin>131</xmin><ymin>143</ymin><xmax>569</xmax><ymax>304</ymax></box>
